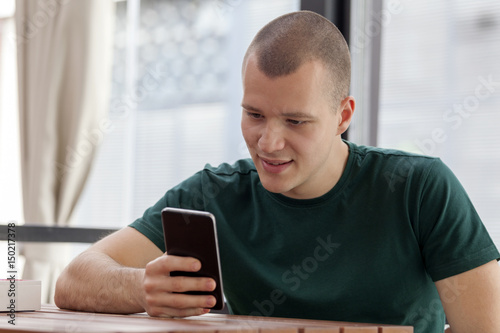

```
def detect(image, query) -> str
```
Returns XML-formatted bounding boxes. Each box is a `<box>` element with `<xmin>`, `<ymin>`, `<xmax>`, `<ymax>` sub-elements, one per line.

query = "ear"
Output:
<box><xmin>336</xmin><ymin>96</ymin><xmax>355</xmax><ymax>136</ymax></box>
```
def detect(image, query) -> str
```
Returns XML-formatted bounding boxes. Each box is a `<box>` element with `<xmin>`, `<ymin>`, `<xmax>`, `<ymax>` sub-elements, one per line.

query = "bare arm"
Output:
<box><xmin>54</xmin><ymin>227</ymin><xmax>161</xmax><ymax>313</ymax></box>
<box><xmin>436</xmin><ymin>260</ymin><xmax>500</xmax><ymax>333</ymax></box>
<box><xmin>54</xmin><ymin>226</ymin><xmax>217</xmax><ymax>316</ymax></box>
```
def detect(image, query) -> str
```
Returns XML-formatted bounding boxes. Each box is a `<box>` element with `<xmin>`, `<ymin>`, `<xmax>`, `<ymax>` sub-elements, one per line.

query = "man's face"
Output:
<box><xmin>241</xmin><ymin>54</ymin><xmax>351</xmax><ymax>199</ymax></box>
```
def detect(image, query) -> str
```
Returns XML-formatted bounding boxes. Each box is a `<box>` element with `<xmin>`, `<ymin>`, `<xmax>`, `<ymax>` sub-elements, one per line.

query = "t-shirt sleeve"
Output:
<box><xmin>129</xmin><ymin>193</ymin><xmax>168</xmax><ymax>252</ymax></box>
<box><xmin>128</xmin><ymin>171</ymin><xmax>204</xmax><ymax>253</ymax></box>
<box><xmin>416</xmin><ymin>158</ymin><xmax>500</xmax><ymax>281</ymax></box>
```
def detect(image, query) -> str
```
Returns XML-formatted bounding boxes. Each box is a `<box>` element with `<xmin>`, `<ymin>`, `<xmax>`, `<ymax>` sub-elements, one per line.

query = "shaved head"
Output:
<box><xmin>243</xmin><ymin>11</ymin><xmax>351</xmax><ymax>109</ymax></box>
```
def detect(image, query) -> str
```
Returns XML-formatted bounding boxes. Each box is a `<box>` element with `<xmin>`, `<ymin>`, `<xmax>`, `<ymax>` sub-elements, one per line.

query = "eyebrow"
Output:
<box><xmin>241</xmin><ymin>104</ymin><xmax>317</xmax><ymax>120</ymax></box>
<box><xmin>281</xmin><ymin>111</ymin><xmax>317</xmax><ymax>120</ymax></box>
<box><xmin>241</xmin><ymin>104</ymin><xmax>261</xmax><ymax>112</ymax></box>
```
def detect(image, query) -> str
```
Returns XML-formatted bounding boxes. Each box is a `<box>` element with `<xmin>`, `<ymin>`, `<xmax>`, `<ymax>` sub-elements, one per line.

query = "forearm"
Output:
<box><xmin>54</xmin><ymin>250</ymin><xmax>146</xmax><ymax>314</ymax></box>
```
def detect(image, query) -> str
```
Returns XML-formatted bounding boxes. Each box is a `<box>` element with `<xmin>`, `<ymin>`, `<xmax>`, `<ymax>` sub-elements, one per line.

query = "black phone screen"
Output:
<box><xmin>161</xmin><ymin>207</ymin><xmax>224</xmax><ymax>310</ymax></box>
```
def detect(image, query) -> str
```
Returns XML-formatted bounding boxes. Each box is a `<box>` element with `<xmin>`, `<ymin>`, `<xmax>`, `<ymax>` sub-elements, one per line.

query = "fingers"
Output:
<box><xmin>167</xmin><ymin>275</ymin><xmax>216</xmax><ymax>294</ymax></box>
<box><xmin>144</xmin><ymin>255</ymin><xmax>216</xmax><ymax>293</ymax></box>
<box><xmin>146</xmin><ymin>292</ymin><xmax>216</xmax><ymax>317</ymax></box>
<box><xmin>146</xmin><ymin>254</ymin><xmax>201</xmax><ymax>275</ymax></box>
<box><xmin>142</xmin><ymin>254</ymin><xmax>217</xmax><ymax>317</ymax></box>
<box><xmin>149</xmin><ymin>306</ymin><xmax>210</xmax><ymax>318</ymax></box>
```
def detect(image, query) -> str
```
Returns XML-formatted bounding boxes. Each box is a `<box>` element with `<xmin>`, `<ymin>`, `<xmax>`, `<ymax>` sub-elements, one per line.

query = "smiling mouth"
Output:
<box><xmin>266</xmin><ymin>160</ymin><xmax>290</xmax><ymax>166</ymax></box>
<box><xmin>259</xmin><ymin>157</ymin><xmax>293</xmax><ymax>173</ymax></box>
<box><xmin>260</xmin><ymin>157</ymin><xmax>292</xmax><ymax>165</ymax></box>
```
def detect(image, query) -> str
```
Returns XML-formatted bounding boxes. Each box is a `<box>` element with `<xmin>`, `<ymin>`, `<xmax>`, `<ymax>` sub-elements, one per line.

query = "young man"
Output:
<box><xmin>55</xmin><ymin>11</ymin><xmax>500</xmax><ymax>333</ymax></box>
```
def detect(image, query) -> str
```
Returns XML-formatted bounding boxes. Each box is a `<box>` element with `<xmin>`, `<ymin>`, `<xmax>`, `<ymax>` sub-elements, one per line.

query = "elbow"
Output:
<box><xmin>53</xmin><ymin>251</ymin><xmax>98</xmax><ymax>311</ymax></box>
<box><xmin>54</xmin><ymin>265</ymin><xmax>80</xmax><ymax>310</ymax></box>
<box><xmin>53</xmin><ymin>271</ymin><xmax>69</xmax><ymax>309</ymax></box>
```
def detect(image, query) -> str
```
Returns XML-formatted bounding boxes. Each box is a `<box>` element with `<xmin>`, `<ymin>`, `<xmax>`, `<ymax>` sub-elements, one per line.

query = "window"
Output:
<box><xmin>378</xmin><ymin>0</ymin><xmax>500</xmax><ymax>248</ymax></box>
<box><xmin>73</xmin><ymin>0</ymin><xmax>300</xmax><ymax>228</ymax></box>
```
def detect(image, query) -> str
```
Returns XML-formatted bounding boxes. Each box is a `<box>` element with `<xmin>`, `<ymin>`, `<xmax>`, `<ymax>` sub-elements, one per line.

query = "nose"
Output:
<box><xmin>258</xmin><ymin>123</ymin><xmax>285</xmax><ymax>153</ymax></box>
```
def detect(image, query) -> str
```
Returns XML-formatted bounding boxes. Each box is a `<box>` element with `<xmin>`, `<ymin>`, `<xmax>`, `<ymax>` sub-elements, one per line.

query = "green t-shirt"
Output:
<box><xmin>130</xmin><ymin>141</ymin><xmax>499</xmax><ymax>333</ymax></box>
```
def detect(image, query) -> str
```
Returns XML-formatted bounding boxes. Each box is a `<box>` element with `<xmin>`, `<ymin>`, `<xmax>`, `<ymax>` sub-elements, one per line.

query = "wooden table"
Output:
<box><xmin>0</xmin><ymin>305</ymin><xmax>413</xmax><ymax>333</ymax></box>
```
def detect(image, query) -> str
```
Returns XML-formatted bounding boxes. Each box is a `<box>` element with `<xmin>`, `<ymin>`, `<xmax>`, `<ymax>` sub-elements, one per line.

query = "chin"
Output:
<box><xmin>259</xmin><ymin>178</ymin><xmax>292</xmax><ymax>195</ymax></box>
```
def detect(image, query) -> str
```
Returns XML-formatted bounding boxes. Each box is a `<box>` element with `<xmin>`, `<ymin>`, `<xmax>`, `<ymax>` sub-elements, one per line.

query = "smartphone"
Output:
<box><xmin>161</xmin><ymin>207</ymin><xmax>224</xmax><ymax>310</ymax></box>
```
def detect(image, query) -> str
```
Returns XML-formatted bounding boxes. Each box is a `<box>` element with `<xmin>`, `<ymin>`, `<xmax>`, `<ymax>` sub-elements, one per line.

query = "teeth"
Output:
<box><xmin>268</xmin><ymin>161</ymin><xmax>285</xmax><ymax>166</ymax></box>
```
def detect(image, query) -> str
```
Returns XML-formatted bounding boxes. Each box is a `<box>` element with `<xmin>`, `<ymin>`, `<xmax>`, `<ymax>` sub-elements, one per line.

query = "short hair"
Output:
<box><xmin>243</xmin><ymin>11</ymin><xmax>351</xmax><ymax>109</ymax></box>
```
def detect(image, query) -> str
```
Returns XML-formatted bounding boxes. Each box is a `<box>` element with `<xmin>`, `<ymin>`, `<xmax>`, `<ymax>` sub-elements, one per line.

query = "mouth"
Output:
<box><xmin>259</xmin><ymin>157</ymin><xmax>293</xmax><ymax>173</ymax></box>
<box><xmin>266</xmin><ymin>160</ymin><xmax>289</xmax><ymax>166</ymax></box>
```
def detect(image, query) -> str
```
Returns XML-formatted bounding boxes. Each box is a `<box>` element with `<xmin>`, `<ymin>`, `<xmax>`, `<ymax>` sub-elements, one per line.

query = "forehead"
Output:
<box><xmin>242</xmin><ymin>54</ymin><xmax>330</xmax><ymax>114</ymax></box>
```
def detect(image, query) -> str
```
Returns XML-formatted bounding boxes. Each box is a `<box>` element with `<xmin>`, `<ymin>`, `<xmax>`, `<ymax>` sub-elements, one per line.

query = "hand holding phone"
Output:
<box><xmin>161</xmin><ymin>207</ymin><xmax>224</xmax><ymax>310</ymax></box>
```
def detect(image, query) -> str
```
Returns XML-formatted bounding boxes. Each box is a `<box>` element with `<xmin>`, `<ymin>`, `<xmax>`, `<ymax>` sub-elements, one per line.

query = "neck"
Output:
<box><xmin>329</xmin><ymin>139</ymin><xmax>350</xmax><ymax>189</ymax></box>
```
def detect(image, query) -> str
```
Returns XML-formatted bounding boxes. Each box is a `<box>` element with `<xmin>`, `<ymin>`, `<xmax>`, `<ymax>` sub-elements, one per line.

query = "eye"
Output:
<box><xmin>246</xmin><ymin>111</ymin><xmax>263</xmax><ymax>119</ymax></box>
<box><xmin>287</xmin><ymin>119</ymin><xmax>305</xmax><ymax>125</ymax></box>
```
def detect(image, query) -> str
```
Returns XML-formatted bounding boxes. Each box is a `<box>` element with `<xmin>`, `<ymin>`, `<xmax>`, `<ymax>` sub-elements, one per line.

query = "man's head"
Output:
<box><xmin>240</xmin><ymin>11</ymin><xmax>355</xmax><ymax>200</ymax></box>
<box><xmin>242</xmin><ymin>10</ymin><xmax>351</xmax><ymax>109</ymax></box>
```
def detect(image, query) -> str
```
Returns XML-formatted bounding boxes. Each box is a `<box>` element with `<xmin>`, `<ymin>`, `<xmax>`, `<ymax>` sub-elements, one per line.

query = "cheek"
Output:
<box><xmin>294</xmin><ymin>139</ymin><xmax>316</xmax><ymax>160</ymax></box>
<box><xmin>294</xmin><ymin>128</ymin><xmax>330</xmax><ymax>156</ymax></box>
<box><xmin>241</xmin><ymin>121</ymin><xmax>257</xmax><ymax>146</ymax></box>
<box><xmin>241</xmin><ymin>120</ymin><xmax>260</xmax><ymax>143</ymax></box>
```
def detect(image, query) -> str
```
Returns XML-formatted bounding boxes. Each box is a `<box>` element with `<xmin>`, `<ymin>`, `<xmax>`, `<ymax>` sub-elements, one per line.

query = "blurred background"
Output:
<box><xmin>0</xmin><ymin>0</ymin><xmax>499</xmax><ymax>302</ymax></box>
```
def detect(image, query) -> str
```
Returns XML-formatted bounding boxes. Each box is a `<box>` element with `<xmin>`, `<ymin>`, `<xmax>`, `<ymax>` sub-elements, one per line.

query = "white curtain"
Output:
<box><xmin>15</xmin><ymin>0</ymin><xmax>115</xmax><ymax>302</ymax></box>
